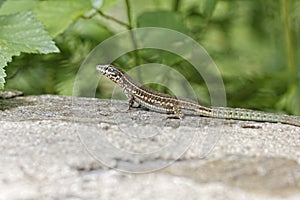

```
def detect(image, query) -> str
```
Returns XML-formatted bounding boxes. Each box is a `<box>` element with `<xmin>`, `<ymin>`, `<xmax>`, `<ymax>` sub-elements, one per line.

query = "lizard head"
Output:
<box><xmin>96</xmin><ymin>64</ymin><xmax>124</xmax><ymax>83</ymax></box>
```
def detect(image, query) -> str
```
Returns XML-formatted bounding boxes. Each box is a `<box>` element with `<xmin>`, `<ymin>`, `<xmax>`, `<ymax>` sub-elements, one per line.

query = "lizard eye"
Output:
<box><xmin>105</xmin><ymin>68</ymin><xmax>119</xmax><ymax>82</ymax></box>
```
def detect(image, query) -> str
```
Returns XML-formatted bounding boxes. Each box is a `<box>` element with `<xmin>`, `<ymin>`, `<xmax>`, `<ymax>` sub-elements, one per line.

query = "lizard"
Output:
<box><xmin>96</xmin><ymin>64</ymin><xmax>300</xmax><ymax>127</ymax></box>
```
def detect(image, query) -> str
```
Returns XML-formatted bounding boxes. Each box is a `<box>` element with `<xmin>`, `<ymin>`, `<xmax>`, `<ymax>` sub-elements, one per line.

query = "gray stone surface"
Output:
<box><xmin>0</xmin><ymin>95</ymin><xmax>299</xmax><ymax>200</ymax></box>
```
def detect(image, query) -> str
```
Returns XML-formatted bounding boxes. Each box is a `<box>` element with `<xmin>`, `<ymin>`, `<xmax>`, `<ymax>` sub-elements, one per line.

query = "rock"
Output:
<box><xmin>0</xmin><ymin>90</ymin><xmax>23</xmax><ymax>99</ymax></box>
<box><xmin>0</xmin><ymin>95</ymin><xmax>299</xmax><ymax>199</ymax></box>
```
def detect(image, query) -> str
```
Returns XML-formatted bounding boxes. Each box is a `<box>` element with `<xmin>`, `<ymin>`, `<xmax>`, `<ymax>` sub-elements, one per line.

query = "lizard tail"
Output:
<box><xmin>281</xmin><ymin>115</ymin><xmax>300</xmax><ymax>127</ymax></box>
<box><xmin>210</xmin><ymin>107</ymin><xmax>300</xmax><ymax>127</ymax></box>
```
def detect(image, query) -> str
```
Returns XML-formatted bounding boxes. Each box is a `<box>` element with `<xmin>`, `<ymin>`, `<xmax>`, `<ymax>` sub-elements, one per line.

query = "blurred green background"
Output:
<box><xmin>1</xmin><ymin>0</ymin><xmax>300</xmax><ymax>114</ymax></box>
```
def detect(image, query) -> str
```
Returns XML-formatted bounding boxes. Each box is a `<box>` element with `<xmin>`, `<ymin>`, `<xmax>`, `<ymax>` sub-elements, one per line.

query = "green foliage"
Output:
<box><xmin>0</xmin><ymin>66</ymin><xmax>5</xmax><ymax>88</ymax></box>
<box><xmin>34</xmin><ymin>0</ymin><xmax>92</xmax><ymax>37</ymax></box>
<box><xmin>0</xmin><ymin>11</ymin><xmax>59</xmax><ymax>89</ymax></box>
<box><xmin>0</xmin><ymin>0</ymin><xmax>37</xmax><ymax>15</ymax></box>
<box><xmin>101</xmin><ymin>0</ymin><xmax>123</xmax><ymax>10</ymax></box>
<box><xmin>137</xmin><ymin>11</ymin><xmax>188</xmax><ymax>33</ymax></box>
<box><xmin>202</xmin><ymin>0</ymin><xmax>218</xmax><ymax>19</ymax></box>
<box><xmin>2</xmin><ymin>0</ymin><xmax>300</xmax><ymax>115</ymax></box>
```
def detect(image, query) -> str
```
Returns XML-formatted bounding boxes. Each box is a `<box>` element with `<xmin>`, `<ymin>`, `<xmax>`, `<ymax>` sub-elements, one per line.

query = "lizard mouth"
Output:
<box><xmin>96</xmin><ymin>64</ymin><xmax>111</xmax><ymax>75</ymax></box>
<box><xmin>96</xmin><ymin>64</ymin><xmax>120</xmax><ymax>83</ymax></box>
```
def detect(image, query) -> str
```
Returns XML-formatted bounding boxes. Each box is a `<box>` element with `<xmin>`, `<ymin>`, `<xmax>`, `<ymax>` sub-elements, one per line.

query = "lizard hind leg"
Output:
<box><xmin>128</xmin><ymin>96</ymin><xmax>151</xmax><ymax>112</ymax></box>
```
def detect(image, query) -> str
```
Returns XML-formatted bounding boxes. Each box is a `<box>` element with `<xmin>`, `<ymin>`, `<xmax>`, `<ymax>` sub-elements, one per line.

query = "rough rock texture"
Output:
<box><xmin>0</xmin><ymin>95</ymin><xmax>299</xmax><ymax>200</ymax></box>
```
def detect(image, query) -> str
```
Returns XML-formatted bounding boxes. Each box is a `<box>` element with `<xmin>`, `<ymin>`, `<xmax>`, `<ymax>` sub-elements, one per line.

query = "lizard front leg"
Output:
<box><xmin>127</xmin><ymin>95</ymin><xmax>141</xmax><ymax>110</ymax></box>
<box><xmin>167</xmin><ymin>106</ymin><xmax>184</xmax><ymax>119</ymax></box>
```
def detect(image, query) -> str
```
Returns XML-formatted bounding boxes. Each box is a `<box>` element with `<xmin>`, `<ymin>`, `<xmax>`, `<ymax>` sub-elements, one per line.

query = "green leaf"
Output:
<box><xmin>0</xmin><ymin>0</ymin><xmax>4</xmax><ymax>8</ymax></box>
<box><xmin>137</xmin><ymin>11</ymin><xmax>188</xmax><ymax>33</ymax></box>
<box><xmin>70</xmin><ymin>18</ymin><xmax>112</xmax><ymax>42</ymax></box>
<box><xmin>0</xmin><ymin>11</ymin><xmax>59</xmax><ymax>89</ymax></box>
<box><xmin>101</xmin><ymin>0</ymin><xmax>122</xmax><ymax>10</ymax></box>
<box><xmin>0</xmin><ymin>12</ymin><xmax>59</xmax><ymax>54</ymax></box>
<box><xmin>277</xmin><ymin>84</ymin><xmax>300</xmax><ymax>115</ymax></box>
<box><xmin>34</xmin><ymin>0</ymin><xmax>92</xmax><ymax>38</ymax></box>
<box><xmin>202</xmin><ymin>0</ymin><xmax>218</xmax><ymax>19</ymax></box>
<box><xmin>0</xmin><ymin>0</ymin><xmax>38</xmax><ymax>16</ymax></box>
<box><xmin>0</xmin><ymin>65</ymin><xmax>6</xmax><ymax>90</ymax></box>
<box><xmin>91</xmin><ymin>0</ymin><xmax>103</xmax><ymax>9</ymax></box>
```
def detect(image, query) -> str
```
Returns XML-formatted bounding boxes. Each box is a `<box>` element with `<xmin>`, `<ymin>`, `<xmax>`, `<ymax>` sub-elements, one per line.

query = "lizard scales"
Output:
<box><xmin>96</xmin><ymin>64</ymin><xmax>300</xmax><ymax>127</ymax></box>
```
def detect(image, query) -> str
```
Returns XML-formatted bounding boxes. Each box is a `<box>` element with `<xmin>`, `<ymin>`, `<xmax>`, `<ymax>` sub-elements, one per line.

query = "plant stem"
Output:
<box><xmin>173</xmin><ymin>0</ymin><xmax>181</xmax><ymax>11</ymax></box>
<box><xmin>281</xmin><ymin>0</ymin><xmax>296</xmax><ymax>78</ymax></box>
<box><xmin>125</xmin><ymin>0</ymin><xmax>133</xmax><ymax>29</ymax></box>
<box><xmin>125</xmin><ymin>0</ymin><xmax>141</xmax><ymax>68</ymax></box>
<box><xmin>96</xmin><ymin>9</ymin><xmax>130</xmax><ymax>28</ymax></box>
<box><xmin>95</xmin><ymin>1</ymin><xmax>141</xmax><ymax>73</ymax></box>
